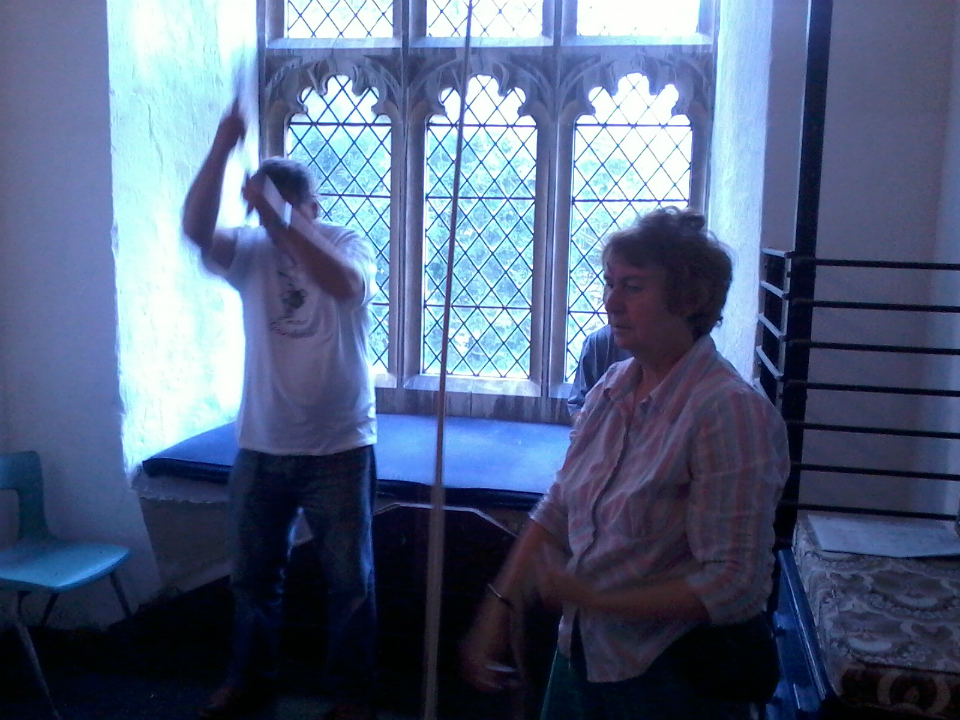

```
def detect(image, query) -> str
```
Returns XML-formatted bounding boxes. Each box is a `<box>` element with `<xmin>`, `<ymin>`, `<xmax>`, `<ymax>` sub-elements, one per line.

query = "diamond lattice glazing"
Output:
<box><xmin>423</xmin><ymin>76</ymin><xmax>536</xmax><ymax>378</ymax></box>
<box><xmin>287</xmin><ymin>77</ymin><xmax>392</xmax><ymax>370</ymax></box>
<box><xmin>287</xmin><ymin>0</ymin><xmax>393</xmax><ymax>38</ymax></box>
<box><xmin>565</xmin><ymin>75</ymin><xmax>692</xmax><ymax>379</ymax></box>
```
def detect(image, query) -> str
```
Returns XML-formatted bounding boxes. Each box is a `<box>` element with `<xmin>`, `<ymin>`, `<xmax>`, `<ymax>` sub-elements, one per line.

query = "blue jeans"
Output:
<box><xmin>540</xmin><ymin>624</ymin><xmax>751</xmax><ymax>720</ymax></box>
<box><xmin>226</xmin><ymin>446</ymin><xmax>377</xmax><ymax>703</ymax></box>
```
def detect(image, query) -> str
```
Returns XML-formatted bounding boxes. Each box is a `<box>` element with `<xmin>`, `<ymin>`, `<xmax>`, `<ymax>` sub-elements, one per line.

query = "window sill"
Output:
<box><xmin>269</xmin><ymin>37</ymin><xmax>401</xmax><ymax>52</ymax></box>
<box><xmin>549</xmin><ymin>381</ymin><xmax>576</xmax><ymax>401</ymax></box>
<box><xmin>402</xmin><ymin>374</ymin><xmax>541</xmax><ymax>398</ymax></box>
<box><xmin>138</xmin><ymin>413</ymin><xmax>569</xmax><ymax>511</ymax></box>
<box><xmin>374</xmin><ymin>371</ymin><xmax>399</xmax><ymax>389</ymax></box>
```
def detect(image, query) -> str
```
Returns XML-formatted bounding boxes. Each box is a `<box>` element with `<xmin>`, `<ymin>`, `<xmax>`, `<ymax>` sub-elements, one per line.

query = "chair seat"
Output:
<box><xmin>0</xmin><ymin>537</ymin><xmax>131</xmax><ymax>594</ymax></box>
<box><xmin>0</xmin><ymin>450</ymin><xmax>134</xmax><ymax>719</ymax></box>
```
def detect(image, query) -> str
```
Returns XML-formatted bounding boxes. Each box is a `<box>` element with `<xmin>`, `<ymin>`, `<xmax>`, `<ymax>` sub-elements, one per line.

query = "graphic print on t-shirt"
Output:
<box><xmin>270</xmin><ymin>254</ymin><xmax>319</xmax><ymax>338</ymax></box>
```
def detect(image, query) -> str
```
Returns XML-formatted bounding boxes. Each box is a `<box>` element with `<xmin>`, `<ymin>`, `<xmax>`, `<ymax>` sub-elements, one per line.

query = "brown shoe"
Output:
<box><xmin>198</xmin><ymin>683</ymin><xmax>276</xmax><ymax>719</ymax></box>
<box><xmin>321</xmin><ymin>702</ymin><xmax>376</xmax><ymax>720</ymax></box>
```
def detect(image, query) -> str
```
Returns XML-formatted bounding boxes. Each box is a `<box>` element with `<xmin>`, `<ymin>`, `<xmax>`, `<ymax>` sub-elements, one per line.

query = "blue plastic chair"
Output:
<box><xmin>0</xmin><ymin>451</ymin><xmax>132</xmax><ymax>719</ymax></box>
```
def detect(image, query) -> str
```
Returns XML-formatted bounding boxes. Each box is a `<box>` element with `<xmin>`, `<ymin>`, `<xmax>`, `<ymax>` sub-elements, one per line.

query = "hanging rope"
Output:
<box><xmin>421</xmin><ymin>3</ymin><xmax>475</xmax><ymax>720</ymax></box>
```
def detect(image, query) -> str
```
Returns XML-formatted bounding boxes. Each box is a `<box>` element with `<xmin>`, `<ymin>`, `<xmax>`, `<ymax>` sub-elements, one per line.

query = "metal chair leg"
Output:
<box><xmin>39</xmin><ymin>593</ymin><xmax>58</xmax><ymax>627</ymax></box>
<box><xmin>11</xmin><ymin>592</ymin><xmax>63</xmax><ymax>720</ymax></box>
<box><xmin>109</xmin><ymin>571</ymin><xmax>132</xmax><ymax>619</ymax></box>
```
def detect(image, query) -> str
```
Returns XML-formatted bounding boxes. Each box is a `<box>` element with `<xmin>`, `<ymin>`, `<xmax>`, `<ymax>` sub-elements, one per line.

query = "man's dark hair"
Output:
<box><xmin>602</xmin><ymin>206</ymin><xmax>733</xmax><ymax>339</ymax></box>
<box><xmin>257</xmin><ymin>157</ymin><xmax>316</xmax><ymax>206</ymax></box>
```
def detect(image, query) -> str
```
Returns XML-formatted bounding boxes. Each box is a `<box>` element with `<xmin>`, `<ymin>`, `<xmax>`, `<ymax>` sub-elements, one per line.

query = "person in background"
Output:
<box><xmin>182</xmin><ymin>100</ymin><xmax>379</xmax><ymax>720</ymax></box>
<box><xmin>566</xmin><ymin>325</ymin><xmax>630</xmax><ymax>418</ymax></box>
<box><xmin>461</xmin><ymin>207</ymin><xmax>790</xmax><ymax>720</ymax></box>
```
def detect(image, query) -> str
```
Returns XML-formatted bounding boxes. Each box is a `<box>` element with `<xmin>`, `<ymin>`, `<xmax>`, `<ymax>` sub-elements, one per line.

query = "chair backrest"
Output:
<box><xmin>0</xmin><ymin>451</ymin><xmax>51</xmax><ymax>540</ymax></box>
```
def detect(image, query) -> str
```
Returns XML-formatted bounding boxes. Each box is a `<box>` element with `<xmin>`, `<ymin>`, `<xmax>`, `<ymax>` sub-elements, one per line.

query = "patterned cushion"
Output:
<box><xmin>793</xmin><ymin>514</ymin><xmax>960</xmax><ymax>718</ymax></box>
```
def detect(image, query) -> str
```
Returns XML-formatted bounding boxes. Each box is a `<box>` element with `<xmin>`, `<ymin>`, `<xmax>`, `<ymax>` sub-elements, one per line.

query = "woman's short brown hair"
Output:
<box><xmin>602</xmin><ymin>207</ymin><xmax>733</xmax><ymax>339</ymax></box>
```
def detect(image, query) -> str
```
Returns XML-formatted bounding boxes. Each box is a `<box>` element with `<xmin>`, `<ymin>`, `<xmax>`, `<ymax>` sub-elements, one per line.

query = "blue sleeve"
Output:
<box><xmin>568</xmin><ymin>334</ymin><xmax>602</xmax><ymax>415</ymax></box>
<box><xmin>567</xmin><ymin>328</ymin><xmax>627</xmax><ymax>415</ymax></box>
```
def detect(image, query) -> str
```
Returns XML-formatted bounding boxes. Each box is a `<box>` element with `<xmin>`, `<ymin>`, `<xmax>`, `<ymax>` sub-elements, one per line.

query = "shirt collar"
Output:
<box><xmin>599</xmin><ymin>335</ymin><xmax>718</xmax><ymax>421</ymax></box>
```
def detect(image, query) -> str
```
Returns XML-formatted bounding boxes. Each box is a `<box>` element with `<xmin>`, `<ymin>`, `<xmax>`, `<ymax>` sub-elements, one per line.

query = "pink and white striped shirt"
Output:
<box><xmin>531</xmin><ymin>336</ymin><xmax>789</xmax><ymax>683</ymax></box>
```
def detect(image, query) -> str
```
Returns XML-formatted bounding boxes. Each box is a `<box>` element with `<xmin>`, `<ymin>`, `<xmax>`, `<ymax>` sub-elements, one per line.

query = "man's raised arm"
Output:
<box><xmin>182</xmin><ymin>101</ymin><xmax>246</xmax><ymax>265</ymax></box>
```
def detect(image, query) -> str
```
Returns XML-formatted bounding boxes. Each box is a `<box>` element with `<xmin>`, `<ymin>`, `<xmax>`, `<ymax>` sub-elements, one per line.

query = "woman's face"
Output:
<box><xmin>602</xmin><ymin>257</ymin><xmax>693</xmax><ymax>358</ymax></box>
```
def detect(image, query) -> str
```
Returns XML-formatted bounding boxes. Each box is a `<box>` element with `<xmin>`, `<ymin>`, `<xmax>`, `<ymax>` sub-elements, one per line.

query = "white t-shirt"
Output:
<box><xmin>211</xmin><ymin>222</ymin><xmax>378</xmax><ymax>456</ymax></box>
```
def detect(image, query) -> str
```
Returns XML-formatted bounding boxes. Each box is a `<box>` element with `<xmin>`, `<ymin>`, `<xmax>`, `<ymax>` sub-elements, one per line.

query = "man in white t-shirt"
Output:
<box><xmin>182</xmin><ymin>101</ymin><xmax>379</xmax><ymax>720</ymax></box>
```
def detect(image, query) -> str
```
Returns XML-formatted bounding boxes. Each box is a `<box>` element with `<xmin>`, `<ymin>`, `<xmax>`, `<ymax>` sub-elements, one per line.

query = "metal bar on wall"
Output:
<box><xmin>774</xmin><ymin>0</ymin><xmax>834</xmax><ymax>542</ymax></box>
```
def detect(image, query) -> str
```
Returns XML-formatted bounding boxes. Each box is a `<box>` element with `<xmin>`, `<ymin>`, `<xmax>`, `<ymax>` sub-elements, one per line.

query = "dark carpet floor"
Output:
<box><xmin>0</xmin><ymin>576</ymin><xmax>547</xmax><ymax>720</ymax></box>
<box><xmin>1</xmin><ymin>507</ymin><xmax>560</xmax><ymax>720</ymax></box>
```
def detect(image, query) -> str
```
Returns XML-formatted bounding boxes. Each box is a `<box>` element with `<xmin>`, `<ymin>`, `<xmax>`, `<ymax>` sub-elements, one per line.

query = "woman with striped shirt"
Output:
<box><xmin>461</xmin><ymin>207</ymin><xmax>790</xmax><ymax>720</ymax></box>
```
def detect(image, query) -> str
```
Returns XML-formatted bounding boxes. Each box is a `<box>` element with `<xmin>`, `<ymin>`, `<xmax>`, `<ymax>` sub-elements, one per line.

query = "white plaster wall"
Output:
<box><xmin>708</xmin><ymin>0</ymin><xmax>775</xmax><ymax>377</ymax></box>
<box><xmin>711</xmin><ymin>0</ymin><xmax>957</xmax><ymax>516</ymax></box>
<box><xmin>0</xmin><ymin>374</ymin><xmax>6</xmax><ymax>450</ymax></box>
<box><xmin>801</xmin><ymin>0</ymin><xmax>955</xmax><ymax>513</ymax></box>
<box><xmin>920</xmin><ymin>2</ymin><xmax>960</xmax><ymax>518</ymax></box>
<box><xmin>0</xmin><ymin>0</ymin><xmax>160</xmax><ymax>625</ymax></box>
<box><xmin>108</xmin><ymin>0</ymin><xmax>255</xmax><ymax>472</ymax></box>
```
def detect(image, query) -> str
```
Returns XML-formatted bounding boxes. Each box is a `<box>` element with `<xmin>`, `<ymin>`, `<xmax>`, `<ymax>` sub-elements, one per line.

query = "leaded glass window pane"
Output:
<box><xmin>566</xmin><ymin>75</ymin><xmax>691</xmax><ymax>379</ymax></box>
<box><xmin>286</xmin><ymin>0</ymin><xmax>393</xmax><ymax>38</ymax></box>
<box><xmin>286</xmin><ymin>77</ymin><xmax>393</xmax><ymax>371</ymax></box>
<box><xmin>427</xmin><ymin>0</ymin><xmax>541</xmax><ymax>38</ymax></box>
<box><xmin>578</xmin><ymin>0</ymin><xmax>700</xmax><ymax>37</ymax></box>
<box><xmin>424</xmin><ymin>76</ymin><xmax>537</xmax><ymax>378</ymax></box>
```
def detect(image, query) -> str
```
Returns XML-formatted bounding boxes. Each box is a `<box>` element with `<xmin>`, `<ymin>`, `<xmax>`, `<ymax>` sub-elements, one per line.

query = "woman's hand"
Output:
<box><xmin>461</xmin><ymin>520</ymin><xmax>560</xmax><ymax>692</ymax></box>
<box><xmin>459</xmin><ymin>599</ymin><xmax>520</xmax><ymax>693</ymax></box>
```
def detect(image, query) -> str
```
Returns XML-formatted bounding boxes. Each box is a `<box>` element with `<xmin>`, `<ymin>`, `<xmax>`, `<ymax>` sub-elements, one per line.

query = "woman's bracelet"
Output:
<box><xmin>486</xmin><ymin>583</ymin><xmax>514</xmax><ymax>610</ymax></box>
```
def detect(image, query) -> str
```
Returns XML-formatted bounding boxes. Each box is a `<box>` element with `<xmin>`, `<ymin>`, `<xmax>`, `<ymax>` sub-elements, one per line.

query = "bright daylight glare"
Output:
<box><xmin>289</xmin><ymin>0</ymin><xmax>701</xmax><ymax>39</ymax></box>
<box><xmin>578</xmin><ymin>0</ymin><xmax>701</xmax><ymax>36</ymax></box>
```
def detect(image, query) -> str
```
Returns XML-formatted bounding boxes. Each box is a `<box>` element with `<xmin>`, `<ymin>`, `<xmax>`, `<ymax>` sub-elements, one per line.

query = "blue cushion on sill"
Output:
<box><xmin>141</xmin><ymin>413</ymin><xmax>571</xmax><ymax>512</ymax></box>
